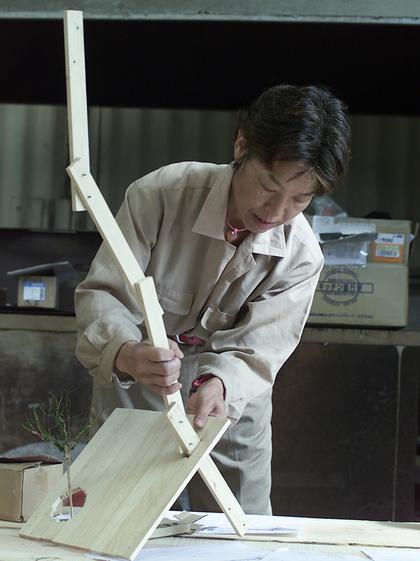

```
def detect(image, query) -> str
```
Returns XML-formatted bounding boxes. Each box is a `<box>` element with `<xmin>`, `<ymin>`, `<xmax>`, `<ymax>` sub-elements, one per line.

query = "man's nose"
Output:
<box><xmin>267</xmin><ymin>195</ymin><xmax>288</xmax><ymax>218</ymax></box>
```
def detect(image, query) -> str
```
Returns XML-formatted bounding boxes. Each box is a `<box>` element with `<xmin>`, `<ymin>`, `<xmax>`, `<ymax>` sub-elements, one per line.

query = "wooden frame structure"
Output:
<box><xmin>19</xmin><ymin>407</ymin><xmax>237</xmax><ymax>559</ymax></box>
<box><xmin>19</xmin><ymin>9</ymin><xmax>246</xmax><ymax>560</ymax></box>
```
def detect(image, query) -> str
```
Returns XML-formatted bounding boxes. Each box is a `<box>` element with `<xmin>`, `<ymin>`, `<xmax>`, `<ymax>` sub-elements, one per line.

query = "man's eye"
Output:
<box><xmin>261</xmin><ymin>184</ymin><xmax>277</xmax><ymax>193</ymax></box>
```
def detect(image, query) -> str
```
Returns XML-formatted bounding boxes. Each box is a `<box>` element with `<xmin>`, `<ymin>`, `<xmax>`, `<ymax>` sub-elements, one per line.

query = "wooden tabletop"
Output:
<box><xmin>2</xmin><ymin>515</ymin><xmax>420</xmax><ymax>561</ymax></box>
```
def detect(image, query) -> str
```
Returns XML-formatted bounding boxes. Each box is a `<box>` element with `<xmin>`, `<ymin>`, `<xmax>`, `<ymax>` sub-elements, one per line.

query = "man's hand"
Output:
<box><xmin>114</xmin><ymin>339</ymin><xmax>184</xmax><ymax>396</ymax></box>
<box><xmin>187</xmin><ymin>377</ymin><xmax>226</xmax><ymax>429</ymax></box>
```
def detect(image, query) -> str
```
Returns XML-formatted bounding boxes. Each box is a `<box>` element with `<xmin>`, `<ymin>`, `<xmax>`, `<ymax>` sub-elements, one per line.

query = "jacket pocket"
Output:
<box><xmin>155</xmin><ymin>285</ymin><xmax>193</xmax><ymax>316</ymax></box>
<box><xmin>200</xmin><ymin>305</ymin><xmax>236</xmax><ymax>332</ymax></box>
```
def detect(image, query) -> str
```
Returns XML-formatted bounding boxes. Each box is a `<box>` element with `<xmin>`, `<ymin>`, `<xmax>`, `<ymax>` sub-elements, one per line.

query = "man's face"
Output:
<box><xmin>229</xmin><ymin>135</ymin><xmax>316</xmax><ymax>233</ymax></box>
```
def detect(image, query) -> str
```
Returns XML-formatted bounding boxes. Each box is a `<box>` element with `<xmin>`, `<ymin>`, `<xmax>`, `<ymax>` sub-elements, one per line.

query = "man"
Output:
<box><xmin>75</xmin><ymin>84</ymin><xmax>351</xmax><ymax>515</ymax></box>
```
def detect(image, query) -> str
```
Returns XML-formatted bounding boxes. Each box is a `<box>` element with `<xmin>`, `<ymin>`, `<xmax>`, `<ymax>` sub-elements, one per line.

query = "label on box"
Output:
<box><xmin>316</xmin><ymin>268</ymin><xmax>374</xmax><ymax>306</ymax></box>
<box><xmin>372</xmin><ymin>233</ymin><xmax>405</xmax><ymax>263</ymax></box>
<box><xmin>23</xmin><ymin>281</ymin><xmax>46</xmax><ymax>301</ymax></box>
<box><xmin>377</xmin><ymin>233</ymin><xmax>405</xmax><ymax>245</ymax></box>
<box><xmin>17</xmin><ymin>276</ymin><xmax>57</xmax><ymax>308</ymax></box>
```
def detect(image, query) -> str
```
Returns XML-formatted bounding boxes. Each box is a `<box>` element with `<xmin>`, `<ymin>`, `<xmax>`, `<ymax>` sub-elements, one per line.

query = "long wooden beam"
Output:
<box><xmin>64</xmin><ymin>10</ymin><xmax>89</xmax><ymax>212</ymax></box>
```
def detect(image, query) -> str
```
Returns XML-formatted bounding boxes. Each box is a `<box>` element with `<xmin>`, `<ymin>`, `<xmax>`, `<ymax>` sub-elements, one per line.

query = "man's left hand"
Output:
<box><xmin>186</xmin><ymin>377</ymin><xmax>226</xmax><ymax>429</ymax></box>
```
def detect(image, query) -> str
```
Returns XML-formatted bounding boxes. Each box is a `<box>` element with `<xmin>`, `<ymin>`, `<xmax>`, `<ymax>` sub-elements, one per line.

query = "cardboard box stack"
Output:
<box><xmin>307</xmin><ymin>216</ymin><xmax>413</xmax><ymax>327</ymax></box>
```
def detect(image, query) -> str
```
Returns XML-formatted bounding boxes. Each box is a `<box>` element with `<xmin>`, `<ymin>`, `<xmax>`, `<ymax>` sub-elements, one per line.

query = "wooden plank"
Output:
<box><xmin>64</xmin><ymin>10</ymin><xmax>89</xmax><ymax>212</ymax></box>
<box><xmin>19</xmin><ymin>408</ymin><xmax>230</xmax><ymax>560</ymax></box>
<box><xmin>197</xmin><ymin>459</ymin><xmax>247</xmax><ymax>537</ymax></box>
<box><xmin>192</xmin><ymin>516</ymin><xmax>420</xmax><ymax>548</ymax></box>
<box><xmin>150</xmin><ymin>522</ymin><xmax>192</xmax><ymax>538</ymax></box>
<box><xmin>66</xmin><ymin>161</ymin><xmax>145</xmax><ymax>287</ymax></box>
<box><xmin>134</xmin><ymin>278</ymin><xmax>166</xmax><ymax>347</ymax></box>
<box><xmin>300</xmin><ymin>517</ymin><xmax>420</xmax><ymax>548</ymax></box>
<box><xmin>1</xmin><ymin>520</ymin><xmax>194</xmax><ymax>542</ymax></box>
<box><xmin>1</xmin><ymin>527</ymin><xmax>87</xmax><ymax>561</ymax></box>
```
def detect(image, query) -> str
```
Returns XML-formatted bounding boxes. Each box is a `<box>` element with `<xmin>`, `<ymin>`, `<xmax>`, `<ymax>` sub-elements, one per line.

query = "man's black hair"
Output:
<box><xmin>235</xmin><ymin>84</ymin><xmax>351</xmax><ymax>194</ymax></box>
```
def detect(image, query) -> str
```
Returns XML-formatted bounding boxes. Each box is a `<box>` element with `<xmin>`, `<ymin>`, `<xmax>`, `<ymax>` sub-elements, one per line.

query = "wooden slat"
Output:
<box><xmin>134</xmin><ymin>279</ymin><xmax>184</xmax><ymax>411</ymax></box>
<box><xmin>197</xmin><ymin>459</ymin><xmax>247</xmax><ymax>537</ymax></box>
<box><xmin>63</xmin><ymin>10</ymin><xmax>89</xmax><ymax>212</ymax></box>
<box><xmin>66</xmin><ymin>161</ymin><xmax>145</xmax><ymax>287</ymax></box>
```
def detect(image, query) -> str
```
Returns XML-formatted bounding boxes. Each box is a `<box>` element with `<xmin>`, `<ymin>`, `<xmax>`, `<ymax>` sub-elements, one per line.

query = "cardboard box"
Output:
<box><xmin>0</xmin><ymin>456</ymin><xmax>63</xmax><ymax>522</ymax></box>
<box><xmin>307</xmin><ymin>217</ymin><xmax>413</xmax><ymax>327</ymax></box>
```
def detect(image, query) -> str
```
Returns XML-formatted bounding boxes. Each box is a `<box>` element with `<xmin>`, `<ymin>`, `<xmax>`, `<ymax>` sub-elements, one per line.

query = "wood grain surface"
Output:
<box><xmin>19</xmin><ymin>408</ymin><xmax>229</xmax><ymax>559</ymax></box>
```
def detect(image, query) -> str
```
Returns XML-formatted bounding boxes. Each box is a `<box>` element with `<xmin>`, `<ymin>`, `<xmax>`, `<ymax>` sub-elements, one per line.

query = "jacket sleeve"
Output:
<box><xmin>74</xmin><ymin>180</ymin><xmax>162</xmax><ymax>387</ymax></box>
<box><xmin>196</xmin><ymin>253</ymin><xmax>323</xmax><ymax>422</ymax></box>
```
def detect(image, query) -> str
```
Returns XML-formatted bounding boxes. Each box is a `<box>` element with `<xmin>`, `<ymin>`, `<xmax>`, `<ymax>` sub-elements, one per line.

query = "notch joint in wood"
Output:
<box><xmin>166</xmin><ymin>402</ymin><xmax>200</xmax><ymax>456</ymax></box>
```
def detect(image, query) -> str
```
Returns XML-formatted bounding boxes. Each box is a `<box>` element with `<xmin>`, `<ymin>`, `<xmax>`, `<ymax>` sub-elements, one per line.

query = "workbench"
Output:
<box><xmin>2</xmin><ymin>516</ymin><xmax>420</xmax><ymax>561</ymax></box>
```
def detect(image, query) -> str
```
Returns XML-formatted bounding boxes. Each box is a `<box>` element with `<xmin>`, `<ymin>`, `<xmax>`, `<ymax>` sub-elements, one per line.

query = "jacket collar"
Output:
<box><xmin>192</xmin><ymin>163</ymin><xmax>287</xmax><ymax>257</ymax></box>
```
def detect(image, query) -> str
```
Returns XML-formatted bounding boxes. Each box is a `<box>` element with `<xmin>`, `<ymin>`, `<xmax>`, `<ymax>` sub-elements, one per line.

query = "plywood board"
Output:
<box><xmin>1</xmin><ymin>525</ymin><xmax>87</xmax><ymax>561</ymax></box>
<box><xmin>294</xmin><ymin>517</ymin><xmax>420</xmax><ymax>548</ymax></box>
<box><xmin>19</xmin><ymin>408</ymin><xmax>229</xmax><ymax>560</ymax></box>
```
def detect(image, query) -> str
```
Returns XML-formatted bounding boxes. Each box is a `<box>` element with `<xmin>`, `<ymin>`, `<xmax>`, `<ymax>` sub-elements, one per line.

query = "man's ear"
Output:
<box><xmin>233</xmin><ymin>130</ymin><xmax>247</xmax><ymax>163</ymax></box>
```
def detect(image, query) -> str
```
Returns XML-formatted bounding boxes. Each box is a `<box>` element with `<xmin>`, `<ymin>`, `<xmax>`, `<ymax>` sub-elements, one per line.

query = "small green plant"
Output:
<box><xmin>24</xmin><ymin>389</ymin><xmax>95</xmax><ymax>518</ymax></box>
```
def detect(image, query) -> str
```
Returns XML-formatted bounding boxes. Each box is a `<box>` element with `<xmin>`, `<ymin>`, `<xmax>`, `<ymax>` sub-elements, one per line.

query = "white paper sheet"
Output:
<box><xmin>88</xmin><ymin>542</ymin><xmax>276</xmax><ymax>561</ymax></box>
<box><xmin>138</xmin><ymin>543</ymin><xmax>274</xmax><ymax>561</ymax></box>
<box><xmin>264</xmin><ymin>549</ymin><xmax>360</xmax><ymax>561</ymax></box>
<box><xmin>184</xmin><ymin>512</ymin><xmax>304</xmax><ymax>536</ymax></box>
<box><xmin>361</xmin><ymin>547</ymin><xmax>420</xmax><ymax>561</ymax></box>
<box><xmin>262</xmin><ymin>549</ymin><xmax>364</xmax><ymax>560</ymax></box>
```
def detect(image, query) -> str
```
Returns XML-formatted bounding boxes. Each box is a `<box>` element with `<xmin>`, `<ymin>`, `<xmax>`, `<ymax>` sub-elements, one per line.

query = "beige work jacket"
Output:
<box><xmin>75</xmin><ymin>162</ymin><xmax>324</xmax><ymax>421</ymax></box>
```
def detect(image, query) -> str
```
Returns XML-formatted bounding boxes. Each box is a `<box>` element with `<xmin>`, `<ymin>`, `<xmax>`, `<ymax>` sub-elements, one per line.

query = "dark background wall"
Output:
<box><xmin>1</xmin><ymin>18</ymin><xmax>420</xmax><ymax>114</ymax></box>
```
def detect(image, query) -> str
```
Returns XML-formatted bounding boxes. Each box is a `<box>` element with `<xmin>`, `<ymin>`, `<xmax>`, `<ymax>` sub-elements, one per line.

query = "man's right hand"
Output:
<box><xmin>114</xmin><ymin>339</ymin><xmax>184</xmax><ymax>396</ymax></box>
